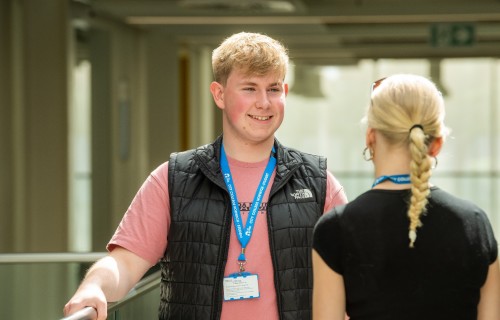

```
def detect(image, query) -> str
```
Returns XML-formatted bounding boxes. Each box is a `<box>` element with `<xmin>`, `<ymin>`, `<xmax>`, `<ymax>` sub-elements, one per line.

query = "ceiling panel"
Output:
<box><xmin>76</xmin><ymin>0</ymin><xmax>500</xmax><ymax>63</ymax></box>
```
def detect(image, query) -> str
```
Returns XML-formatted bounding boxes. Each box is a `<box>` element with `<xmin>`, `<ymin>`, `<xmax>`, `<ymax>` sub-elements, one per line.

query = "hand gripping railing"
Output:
<box><xmin>59</xmin><ymin>269</ymin><xmax>161</xmax><ymax>320</ymax></box>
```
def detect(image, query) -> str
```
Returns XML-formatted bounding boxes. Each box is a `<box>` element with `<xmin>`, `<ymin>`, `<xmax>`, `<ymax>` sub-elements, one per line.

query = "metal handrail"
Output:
<box><xmin>0</xmin><ymin>252</ymin><xmax>107</xmax><ymax>264</ymax></box>
<box><xmin>60</xmin><ymin>307</ymin><xmax>97</xmax><ymax>320</ymax></box>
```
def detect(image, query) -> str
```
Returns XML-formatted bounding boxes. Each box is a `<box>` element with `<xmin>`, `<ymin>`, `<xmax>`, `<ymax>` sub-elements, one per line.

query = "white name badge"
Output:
<box><xmin>223</xmin><ymin>273</ymin><xmax>260</xmax><ymax>301</ymax></box>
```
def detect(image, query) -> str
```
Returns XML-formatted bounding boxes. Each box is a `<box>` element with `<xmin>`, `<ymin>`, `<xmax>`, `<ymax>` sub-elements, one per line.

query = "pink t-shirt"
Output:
<box><xmin>108</xmin><ymin>156</ymin><xmax>347</xmax><ymax>320</ymax></box>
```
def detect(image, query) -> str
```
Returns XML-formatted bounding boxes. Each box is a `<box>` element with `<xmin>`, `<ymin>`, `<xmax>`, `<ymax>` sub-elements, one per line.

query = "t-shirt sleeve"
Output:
<box><xmin>313</xmin><ymin>205</ymin><xmax>346</xmax><ymax>274</ymax></box>
<box><xmin>475</xmin><ymin>209</ymin><xmax>499</xmax><ymax>264</ymax></box>
<box><xmin>324</xmin><ymin>170</ymin><xmax>348</xmax><ymax>213</ymax></box>
<box><xmin>107</xmin><ymin>162</ymin><xmax>171</xmax><ymax>265</ymax></box>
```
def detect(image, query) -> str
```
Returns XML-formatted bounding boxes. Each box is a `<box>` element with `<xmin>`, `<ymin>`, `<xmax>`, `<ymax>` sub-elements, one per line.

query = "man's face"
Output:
<box><xmin>211</xmin><ymin>68</ymin><xmax>288</xmax><ymax>147</ymax></box>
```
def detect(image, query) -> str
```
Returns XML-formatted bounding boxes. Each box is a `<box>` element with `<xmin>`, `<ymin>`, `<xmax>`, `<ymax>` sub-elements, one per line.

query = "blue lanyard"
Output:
<box><xmin>372</xmin><ymin>174</ymin><xmax>410</xmax><ymax>188</ymax></box>
<box><xmin>220</xmin><ymin>144</ymin><xmax>276</xmax><ymax>263</ymax></box>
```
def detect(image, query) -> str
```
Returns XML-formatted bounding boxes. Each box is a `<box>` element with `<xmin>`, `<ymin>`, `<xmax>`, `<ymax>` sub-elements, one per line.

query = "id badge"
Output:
<box><xmin>223</xmin><ymin>272</ymin><xmax>260</xmax><ymax>301</ymax></box>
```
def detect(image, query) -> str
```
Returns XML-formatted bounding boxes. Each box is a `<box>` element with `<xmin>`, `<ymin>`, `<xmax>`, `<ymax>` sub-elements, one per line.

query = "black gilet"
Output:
<box><xmin>159</xmin><ymin>136</ymin><xmax>327</xmax><ymax>320</ymax></box>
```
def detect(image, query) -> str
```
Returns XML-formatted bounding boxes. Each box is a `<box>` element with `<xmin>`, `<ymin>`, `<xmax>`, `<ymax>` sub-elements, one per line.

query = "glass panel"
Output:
<box><xmin>108</xmin><ymin>287</ymin><xmax>160</xmax><ymax>320</ymax></box>
<box><xmin>0</xmin><ymin>261</ymin><xmax>160</xmax><ymax>320</ymax></box>
<box><xmin>0</xmin><ymin>262</ymin><xmax>90</xmax><ymax>319</ymax></box>
<box><xmin>439</xmin><ymin>58</ymin><xmax>494</xmax><ymax>172</ymax></box>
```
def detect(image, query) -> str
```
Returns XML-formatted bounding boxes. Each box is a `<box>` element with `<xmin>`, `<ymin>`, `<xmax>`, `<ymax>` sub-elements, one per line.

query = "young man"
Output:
<box><xmin>64</xmin><ymin>32</ymin><xmax>347</xmax><ymax>320</ymax></box>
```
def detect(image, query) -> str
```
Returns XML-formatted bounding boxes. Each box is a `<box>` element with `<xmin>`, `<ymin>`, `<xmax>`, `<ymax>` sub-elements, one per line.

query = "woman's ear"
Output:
<box><xmin>365</xmin><ymin>127</ymin><xmax>376</xmax><ymax>148</ymax></box>
<box><xmin>428</xmin><ymin>136</ymin><xmax>444</xmax><ymax>157</ymax></box>
<box><xmin>210</xmin><ymin>81</ymin><xmax>225</xmax><ymax>110</ymax></box>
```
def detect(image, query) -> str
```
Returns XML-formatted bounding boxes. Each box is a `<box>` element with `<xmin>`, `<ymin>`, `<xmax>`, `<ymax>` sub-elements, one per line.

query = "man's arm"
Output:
<box><xmin>63</xmin><ymin>247</ymin><xmax>153</xmax><ymax>320</ymax></box>
<box><xmin>324</xmin><ymin>170</ymin><xmax>348</xmax><ymax>213</ymax></box>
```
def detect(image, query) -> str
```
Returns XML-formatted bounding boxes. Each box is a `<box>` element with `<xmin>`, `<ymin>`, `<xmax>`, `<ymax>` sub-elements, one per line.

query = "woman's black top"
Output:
<box><xmin>313</xmin><ymin>187</ymin><xmax>498</xmax><ymax>320</ymax></box>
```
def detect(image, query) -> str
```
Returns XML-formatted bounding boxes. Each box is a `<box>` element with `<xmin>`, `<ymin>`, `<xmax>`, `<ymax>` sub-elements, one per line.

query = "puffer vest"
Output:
<box><xmin>159</xmin><ymin>137</ymin><xmax>326</xmax><ymax>320</ymax></box>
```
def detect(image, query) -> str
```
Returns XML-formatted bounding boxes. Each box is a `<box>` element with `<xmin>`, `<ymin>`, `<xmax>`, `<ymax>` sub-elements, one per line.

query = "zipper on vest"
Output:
<box><xmin>266</xmin><ymin>202</ymin><xmax>283</xmax><ymax>319</ymax></box>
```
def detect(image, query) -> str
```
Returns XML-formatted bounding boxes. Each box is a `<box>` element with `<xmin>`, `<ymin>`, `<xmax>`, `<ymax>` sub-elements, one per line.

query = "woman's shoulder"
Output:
<box><xmin>430</xmin><ymin>186</ymin><xmax>487</xmax><ymax>215</ymax></box>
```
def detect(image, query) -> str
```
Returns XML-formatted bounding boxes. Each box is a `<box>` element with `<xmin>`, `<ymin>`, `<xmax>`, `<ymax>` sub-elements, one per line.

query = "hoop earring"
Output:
<box><xmin>432</xmin><ymin>156</ymin><xmax>438</xmax><ymax>169</ymax></box>
<box><xmin>363</xmin><ymin>147</ymin><xmax>373</xmax><ymax>161</ymax></box>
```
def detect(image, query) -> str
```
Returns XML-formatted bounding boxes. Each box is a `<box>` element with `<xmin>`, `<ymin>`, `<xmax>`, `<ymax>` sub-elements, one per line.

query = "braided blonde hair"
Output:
<box><xmin>364</xmin><ymin>74</ymin><xmax>449</xmax><ymax>248</ymax></box>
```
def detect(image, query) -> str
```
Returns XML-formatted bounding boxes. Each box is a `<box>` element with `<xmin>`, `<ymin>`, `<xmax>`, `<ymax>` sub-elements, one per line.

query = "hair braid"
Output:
<box><xmin>407</xmin><ymin>128</ymin><xmax>432</xmax><ymax>247</ymax></box>
<box><xmin>364</xmin><ymin>74</ymin><xmax>450</xmax><ymax>248</ymax></box>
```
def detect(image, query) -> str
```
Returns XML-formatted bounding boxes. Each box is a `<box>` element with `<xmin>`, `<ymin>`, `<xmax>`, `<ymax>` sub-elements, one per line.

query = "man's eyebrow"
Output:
<box><xmin>265</xmin><ymin>81</ymin><xmax>285</xmax><ymax>88</ymax></box>
<box><xmin>238</xmin><ymin>81</ymin><xmax>282</xmax><ymax>87</ymax></box>
<box><xmin>240</xmin><ymin>81</ymin><xmax>257</xmax><ymax>86</ymax></box>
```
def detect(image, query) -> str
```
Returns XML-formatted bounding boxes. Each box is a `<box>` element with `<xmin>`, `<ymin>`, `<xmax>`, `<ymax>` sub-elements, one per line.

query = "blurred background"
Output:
<box><xmin>1</xmin><ymin>0</ymin><xmax>499</xmax><ymax>318</ymax></box>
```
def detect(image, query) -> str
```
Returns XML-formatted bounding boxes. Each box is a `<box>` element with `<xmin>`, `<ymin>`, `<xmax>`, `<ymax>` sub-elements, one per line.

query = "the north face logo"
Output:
<box><xmin>290</xmin><ymin>189</ymin><xmax>313</xmax><ymax>199</ymax></box>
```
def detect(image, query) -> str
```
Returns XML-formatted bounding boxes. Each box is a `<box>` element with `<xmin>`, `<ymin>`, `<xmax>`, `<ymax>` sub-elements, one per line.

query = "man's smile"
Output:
<box><xmin>249</xmin><ymin>115</ymin><xmax>272</xmax><ymax>121</ymax></box>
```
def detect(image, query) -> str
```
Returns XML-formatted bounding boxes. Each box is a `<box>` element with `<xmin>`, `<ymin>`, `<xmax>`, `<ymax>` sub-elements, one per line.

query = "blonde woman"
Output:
<box><xmin>312</xmin><ymin>74</ymin><xmax>500</xmax><ymax>320</ymax></box>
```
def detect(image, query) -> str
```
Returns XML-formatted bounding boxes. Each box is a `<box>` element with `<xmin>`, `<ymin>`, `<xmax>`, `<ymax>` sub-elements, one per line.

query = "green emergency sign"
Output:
<box><xmin>430</xmin><ymin>23</ymin><xmax>475</xmax><ymax>47</ymax></box>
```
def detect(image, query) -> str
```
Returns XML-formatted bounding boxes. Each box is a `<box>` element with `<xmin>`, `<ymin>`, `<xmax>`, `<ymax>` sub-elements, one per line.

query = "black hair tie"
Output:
<box><xmin>409</xmin><ymin>124</ymin><xmax>424</xmax><ymax>133</ymax></box>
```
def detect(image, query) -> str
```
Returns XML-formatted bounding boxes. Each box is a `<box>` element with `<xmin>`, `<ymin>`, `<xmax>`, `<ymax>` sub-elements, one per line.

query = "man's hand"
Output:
<box><xmin>63</xmin><ymin>283</ymin><xmax>107</xmax><ymax>320</ymax></box>
<box><xmin>62</xmin><ymin>248</ymin><xmax>153</xmax><ymax>320</ymax></box>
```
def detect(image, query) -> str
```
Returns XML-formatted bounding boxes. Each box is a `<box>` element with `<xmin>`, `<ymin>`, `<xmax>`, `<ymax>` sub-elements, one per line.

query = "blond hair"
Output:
<box><xmin>212</xmin><ymin>32</ymin><xmax>289</xmax><ymax>85</ymax></box>
<box><xmin>365</xmin><ymin>74</ymin><xmax>449</xmax><ymax>247</ymax></box>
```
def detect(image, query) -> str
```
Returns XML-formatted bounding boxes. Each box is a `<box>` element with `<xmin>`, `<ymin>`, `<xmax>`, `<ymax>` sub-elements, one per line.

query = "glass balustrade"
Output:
<box><xmin>0</xmin><ymin>253</ymin><xmax>160</xmax><ymax>320</ymax></box>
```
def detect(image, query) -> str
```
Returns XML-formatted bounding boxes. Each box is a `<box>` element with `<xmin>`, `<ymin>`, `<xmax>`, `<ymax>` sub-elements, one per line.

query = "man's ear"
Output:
<box><xmin>284</xmin><ymin>83</ymin><xmax>289</xmax><ymax>96</ymax></box>
<box><xmin>428</xmin><ymin>136</ymin><xmax>443</xmax><ymax>157</ymax></box>
<box><xmin>210</xmin><ymin>81</ymin><xmax>225</xmax><ymax>109</ymax></box>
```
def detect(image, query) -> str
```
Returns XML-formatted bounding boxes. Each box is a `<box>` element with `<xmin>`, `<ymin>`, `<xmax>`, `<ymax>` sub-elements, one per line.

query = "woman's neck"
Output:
<box><xmin>372</xmin><ymin>148</ymin><xmax>412</xmax><ymax>190</ymax></box>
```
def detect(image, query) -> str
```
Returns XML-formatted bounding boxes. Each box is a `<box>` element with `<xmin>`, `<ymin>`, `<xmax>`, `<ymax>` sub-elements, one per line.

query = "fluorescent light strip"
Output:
<box><xmin>126</xmin><ymin>16</ymin><xmax>321</xmax><ymax>25</ymax></box>
<box><xmin>126</xmin><ymin>13</ymin><xmax>500</xmax><ymax>25</ymax></box>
